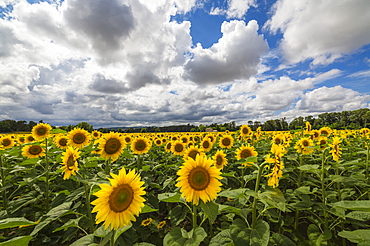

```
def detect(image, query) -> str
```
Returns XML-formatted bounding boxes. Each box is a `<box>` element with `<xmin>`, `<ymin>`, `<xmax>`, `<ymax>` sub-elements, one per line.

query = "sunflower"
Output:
<box><xmin>200</xmin><ymin>138</ymin><xmax>213</xmax><ymax>152</ymax></box>
<box><xmin>213</xmin><ymin>150</ymin><xmax>228</xmax><ymax>169</ymax></box>
<box><xmin>99</xmin><ymin>132</ymin><xmax>126</xmax><ymax>162</ymax></box>
<box><xmin>317</xmin><ymin>137</ymin><xmax>328</xmax><ymax>150</ymax></box>
<box><xmin>131</xmin><ymin>137</ymin><xmax>151</xmax><ymax>155</ymax></box>
<box><xmin>124</xmin><ymin>135</ymin><xmax>133</xmax><ymax>145</ymax></box>
<box><xmin>304</xmin><ymin>121</ymin><xmax>312</xmax><ymax>135</ymax></box>
<box><xmin>264</xmin><ymin>145</ymin><xmax>285</xmax><ymax>188</ymax></box>
<box><xmin>294</xmin><ymin>137</ymin><xmax>314</xmax><ymax>155</ymax></box>
<box><xmin>180</xmin><ymin>136</ymin><xmax>189</xmax><ymax>144</ymax></box>
<box><xmin>240</xmin><ymin>125</ymin><xmax>252</xmax><ymax>137</ymax></box>
<box><xmin>67</xmin><ymin>128</ymin><xmax>91</xmax><ymax>149</ymax></box>
<box><xmin>164</xmin><ymin>142</ymin><xmax>172</xmax><ymax>152</ymax></box>
<box><xmin>319</xmin><ymin>127</ymin><xmax>332</xmax><ymax>137</ymax></box>
<box><xmin>54</xmin><ymin>135</ymin><xmax>68</xmax><ymax>149</ymax></box>
<box><xmin>329</xmin><ymin>137</ymin><xmax>342</xmax><ymax>162</ymax></box>
<box><xmin>311</xmin><ymin>130</ymin><xmax>321</xmax><ymax>140</ymax></box>
<box><xmin>25</xmin><ymin>135</ymin><xmax>35</xmax><ymax>143</ymax></box>
<box><xmin>91</xmin><ymin>130</ymin><xmax>102</xmax><ymax>139</ymax></box>
<box><xmin>176</xmin><ymin>154</ymin><xmax>222</xmax><ymax>205</ymax></box>
<box><xmin>219</xmin><ymin>135</ymin><xmax>234</xmax><ymax>149</ymax></box>
<box><xmin>91</xmin><ymin>167</ymin><xmax>146</xmax><ymax>230</ymax></box>
<box><xmin>141</xmin><ymin>218</ymin><xmax>153</xmax><ymax>227</ymax></box>
<box><xmin>0</xmin><ymin>137</ymin><xmax>14</xmax><ymax>150</ymax></box>
<box><xmin>60</xmin><ymin>147</ymin><xmax>81</xmax><ymax>180</ymax></box>
<box><xmin>272</xmin><ymin>134</ymin><xmax>284</xmax><ymax>145</ymax></box>
<box><xmin>184</xmin><ymin>146</ymin><xmax>204</xmax><ymax>161</ymax></box>
<box><xmin>171</xmin><ymin>141</ymin><xmax>186</xmax><ymax>156</ymax></box>
<box><xmin>32</xmin><ymin>123</ymin><xmax>52</xmax><ymax>141</ymax></box>
<box><xmin>157</xmin><ymin>221</ymin><xmax>166</xmax><ymax>229</ymax></box>
<box><xmin>17</xmin><ymin>136</ymin><xmax>26</xmax><ymax>145</ymax></box>
<box><xmin>22</xmin><ymin>144</ymin><xmax>45</xmax><ymax>159</ymax></box>
<box><xmin>235</xmin><ymin>145</ymin><xmax>258</xmax><ymax>160</ymax></box>
<box><xmin>360</xmin><ymin>128</ymin><xmax>370</xmax><ymax>138</ymax></box>
<box><xmin>154</xmin><ymin>138</ymin><xmax>162</xmax><ymax>146</ymax></box>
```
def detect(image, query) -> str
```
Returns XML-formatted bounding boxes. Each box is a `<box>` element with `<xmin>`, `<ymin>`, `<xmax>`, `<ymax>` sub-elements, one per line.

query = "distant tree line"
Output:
<box><xmin>0</xmin><ymin>108</ymin><xmax>369</xmax><ymax>133</ymax></box>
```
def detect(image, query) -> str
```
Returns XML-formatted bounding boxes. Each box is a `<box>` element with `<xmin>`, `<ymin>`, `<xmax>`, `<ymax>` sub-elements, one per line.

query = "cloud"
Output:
<box><xmin>90</xmin><ymin>74</ymin><xmax>128</xmax><ymax>94</ymax></box>
<box><xmin>183</xmin><ymin>20</ymin><xmax>268</xmax><ymax>85</ymax></box>
<box><xmin>265</xmin><ymin>0</ymin><xmax>370</xmax><ymax>65</ymax></box>
<box><xmin>210</xmin><ymin>0</ymin><xmax>256</xmax><ymax>19</ymax></box>
<box><xmin>63</xmin><ymin>0</ymin><xmax>135</xmax><ymax>64</ymax></box>
<box><xmin>348</xmin><ymin>69</ymin><xmax>370</xmax><ymax>78</ymax></box>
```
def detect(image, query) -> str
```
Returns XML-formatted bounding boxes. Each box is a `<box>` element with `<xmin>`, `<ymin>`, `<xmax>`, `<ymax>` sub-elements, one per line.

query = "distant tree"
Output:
<box><xmin>76</xmin><ymin>122</ymin><xmax>93</xmax><ymax>132</ymax></box>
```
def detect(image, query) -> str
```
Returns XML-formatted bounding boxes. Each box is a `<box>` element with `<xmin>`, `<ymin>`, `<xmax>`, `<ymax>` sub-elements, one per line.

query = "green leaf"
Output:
<box><xmin>199</xmin><ymin>200</ymin><xmax>219</xmax><ymax>224</ymax></box>
<box><xmin>0</xmin><ymin>218</ymin><xmax>36</xmax><ymax>229</ymax></box>
<box><xmin>51</xmin><ymin>129</ymin><xmax>67</xmax><ymax>134</ymax></box>
<box><xmin>209</xmin><ymin>230</ymin><xmax>234</xmax><ymax>246</ymax></box>
<box><xmin>338</xmin><ymin>230</ymin><xmax>370</xmax><ymax>244</ymax></box>
<box><xmin>163</xmin><ymin>227</ymin><xmax>207</xmax><ymax>246</ymax></box>
<box><xmin>259</xmin><ymin>188</ymin><xmax>287</xmax><ymax>212</ymax></box>
<box><xmin>19</xmin><ymin>158</ymin><xmax>40</xmax><ymax>166</ymax></box>
<box><xmin>0</xmin><ymin>236</ymin><xmax>33</xmax><ymax>246</ymax></box>
<box><xmin>69</xmin><ymin>234</ymin><xmax>95</xmax><ymax>246</ymax></box>
<box><xmin>158</xmin><ymin>193</ymin><xmax>182</xmax><ymax>203</ymax></box>
<box><xmin>346</xmin><ymin>211</ymin><xmax>370</xmax><ymax>221</ymax></box>
<box><xmin>270</xmin><ymin>233</ymin><xmax>295</xmax><ymax>246</ymax></box>
<box><xmin>168</xmin><ymin>206</ymin><xmax>187</xmax><ymax>226</ymax></box>
<box><xmin>31</xmin><ymin>202</ymin><xmax>72</xmax><ymax>236</ymax></box>
<box><xmin>8</xmin><ymin>191</ymin><xmax>41</xmax><ymax>214</ymax></box>
<box><xmin>218</xmin><ymin>189</ymin><xmax>247</xmax><ymax>199</ymax></box>
<box><xmin>329</xmin><ymin>200</ymin><xmax>370</xmax><ymax>212</ymax></box>
<box><xmin>307</xmin><ymin>224</ymin><xmax>330</xmax><ymax>246</ymax></box>
<box><xmin>230</xmin><ymin>219</ymin><xmax>270</xmax><ymax>246</ymax></box>
<box><xmin>114</xmin><ymin>224</ymin><xmax>132</xmax><ymax>243</ymax></box>
<box><xmin>141</xmin><ymin>205</ymin><xmax>158</xmax><ymax>214</ymax></box>
<box><xmin>53</xmin><ymin>218</ymin><xmax>81</xmax><ymax>232</ymax></box>
<box><xmin>298</xmin><ymin>165</ymin><xmax>320</xmax><ymax>172</ymax></box>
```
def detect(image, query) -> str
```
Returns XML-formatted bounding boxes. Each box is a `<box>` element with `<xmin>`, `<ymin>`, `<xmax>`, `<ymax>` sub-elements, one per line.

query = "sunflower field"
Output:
<box><xmin>0</xmin><ymin>123</ymin><xmax>369</xmax><ymax>246</ymax></box>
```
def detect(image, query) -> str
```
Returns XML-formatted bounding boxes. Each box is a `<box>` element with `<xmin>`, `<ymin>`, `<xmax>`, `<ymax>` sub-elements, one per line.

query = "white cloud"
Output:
<box><xmin>265</xmin><ymin>0</ymin><xmax>370</xmax><ymax>65</ymax></box>
<box><xmin>210</xmin><ymin>0</ymin><xmax>256</xmax><ymax>19</ymax></box>
<box><xmin>348</xmin><ymin>69</ymin><xmax>370</xmax><ymax>78</ymax></box>
<box><xmin>183</xmin><ymin>20</ymin><xmax>268</xmax><ymax>85</ymax></box>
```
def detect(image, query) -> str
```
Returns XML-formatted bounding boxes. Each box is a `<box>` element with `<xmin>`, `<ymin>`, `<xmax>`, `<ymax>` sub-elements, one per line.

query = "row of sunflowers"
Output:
<box><xmin>0</xmin><ymin>123</ymin><xmax>369</xmax><ymax>245</ymax></box>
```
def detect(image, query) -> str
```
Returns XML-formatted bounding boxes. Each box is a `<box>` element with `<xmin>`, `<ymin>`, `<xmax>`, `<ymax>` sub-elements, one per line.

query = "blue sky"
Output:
<box><xmin>0</xmin><ymin>0</ymin><xmax>369</xmax><ymax>128</ymax></box>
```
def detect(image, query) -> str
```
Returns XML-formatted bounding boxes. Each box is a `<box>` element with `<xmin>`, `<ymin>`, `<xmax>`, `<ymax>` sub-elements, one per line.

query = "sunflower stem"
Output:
<box><xmin>294</xmin><ymin>155</ymin><xmax>303</xmax><ymax>231</ymax></box>
<box><xmin>251</xmin><ymin>163</ymin><xmax>265</xmax><ymax>229</ymax></box>
<box><xmin>84</xmin><ymin>183</ymin><xmax>95</xmax><ymax>233</ymax></box>
<box><xmin>192</xmin><ymin>204</ymin><xmax>197</xmax><ymax>229</ymax></box>
<box><xmin>0</xmin><ymin>154</ymin><xmax>9</xmax><ymax>237</ymax></box>
<box><xmin>45</xmin><ymin>138</ymin><xmax>50</xmax><ymax>211</ymax></box>
<box><xmin>110</xmin><ymin>229</ymin><xmax>116</xmax><ymax>246</ymax></box>
<box><xmin>366</xmin><ymin>143</ymin><xmax>369</xmax><ymax>183</ymax></box>
<box><xmin>241</xmin><ymin>166</ymin><xmax>245</xmax><ymax>188</ymax></box>
<box><xmin>321</xmin><ymin>149</ymin><xmax>329</xmax><ymax>233</ymax></box>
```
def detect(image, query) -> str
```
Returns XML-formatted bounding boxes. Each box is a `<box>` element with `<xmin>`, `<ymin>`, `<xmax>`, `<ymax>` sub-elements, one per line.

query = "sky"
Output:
<box><xmin>0</xmin><ymin>0</ymin><xmax>370</xmax><ymax>128</ymax></box>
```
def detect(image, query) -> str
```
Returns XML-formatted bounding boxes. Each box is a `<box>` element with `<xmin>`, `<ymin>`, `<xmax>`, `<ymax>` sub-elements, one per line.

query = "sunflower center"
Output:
<box><xmin>2</xmin><ymin>139</ymin><xmax>11</xmax><ymax>146</ymax></box>
<box><xmin>125</xmin><ymin>137</ymin><xmax>131</xmax><ymax>143</ymax></box>
<box><xmin>242</xmin><ymin>128</ymin><xmax>249</xmax><ymax>135</ymax></box>
<box><xmin>275</xmin><ymin>138</ymin><xmax>281</xmax><ymax>145</ymax></box>
<box><xmin>188</xmin><ymin>167</ymin><xmax>210</xmax><ymax>191</ymax></box>
<box><xmin>166</xmin><ymin>143</ymin><xmax>172</xmax><ymax>150</ymax></box>
<box><xmin>67</xmin><ymin>155</ymin><xmax>75</xmax><ymax>170</ymax></box>
<box><xmin>188</xmin><ymin>150</ymin><xmax>199</xmax><ymax>160</ymax></box>
<box><xmin>241</xmin><ymin>149</ymin><xmax>252</xmax><ymax>158</ymax></box>
<box><xmin>202</xmin><ymin>141</ymin><xmax>210</xmax><ymax>149</ymax></box>
<box><xmin>321</xmin><ymin>130</ymin><xmax>328</xmax><ymax>136</ymax></box>
<box><xmin>105</xmin><ymin>138</ymin><xmax>121</xmax><ymax>154</ymax></box>
<box><xmin>174</xmin><ymin>144</ymin><xmax>184</xmax><ymax>152</ymax></box>
<box><xmin>30</xmin><ymin>145</ymin><xmax>42</xmax><ymax>155</ymax></box>
<box><xmin>73</xmin><ymin>133</ymin><xmax>86</xmax><ymax>144</ymax></box>
<box><xmin>28</xmin><ymin>136</ymin><xmax>35</xmax><ymax>142</ymax></box>
<box><xmin>320</xmin><ymin>140</ymin><xmax>327</xmax><ymax>145</ymax></box>
<box><xmin>216</xmin><ymin>156</ymin><xmax>223</xmax><ymax>166</ymax></box>
<box><xmin>59</xmin><ymin>138</ymin><xmax>67</xmax><ymax>146</ymax></box>
<box><xmin>302</xmin><ymin>140</ymin><xmax>309</xmax><ymax>147</ymax></box>
<box><xmin>135</xmin><ymin>140</ymin><xmax>146</xmax><ymax>151</ymax></box>
<box><xmin>37</xmin><ymin>127</ymin><xmax>47</xmax><ymax>136</ymax></box>
<box><xmin>109</xmin><ymin>184</ymin><xmax>134</xmax><ymax>213</ymax></box>
<box><xmin>222</xmin><ymin>138</ymin><xmax>231</xmax><ymax>146</ymax></box>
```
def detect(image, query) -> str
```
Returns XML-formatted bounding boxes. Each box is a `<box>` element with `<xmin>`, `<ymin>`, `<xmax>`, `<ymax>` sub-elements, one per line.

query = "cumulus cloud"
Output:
<box><xmin>183</xmin><ymin>20</ymin><xmax>268</xmax><ymax>85</ymax></box>
<box><xmin>210</xmin><ymin>0</ymin><xmax>256</xmax><ymax>19</ymax></box>
<box><xmin>265</xmin><ymin>0</ymin><xmax>370</xmax><ymax>65</ymax></box>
